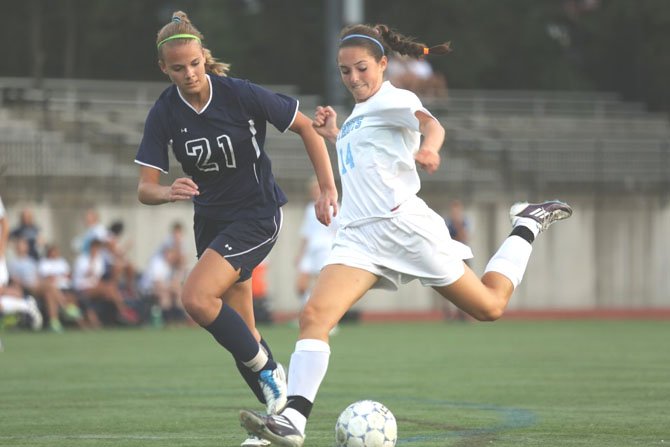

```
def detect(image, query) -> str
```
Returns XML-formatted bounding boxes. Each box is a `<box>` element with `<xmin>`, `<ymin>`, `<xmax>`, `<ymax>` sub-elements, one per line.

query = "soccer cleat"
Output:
<box><xmin>258</xmin><ymin>364</ymin><xmax>287</xmax><ymax>414</ymax></box>
<box><xmin>509</xmin><ymin>200</ymin><xmax>573</xmax><ymax>233</ymax></box>
<box><xmin>25</xmin><ymin>296</ymin><xmax>43</xmax><ymax>331</ymax></box>
<box><xmin>241</xmin><ymin>433</ymin><xmax>271</xmax><ymax>446</ymax></box>
<box><xmin>240</xmin><ymin>410</ymin><xmax>304</xmax><ymax>447</ymax></box>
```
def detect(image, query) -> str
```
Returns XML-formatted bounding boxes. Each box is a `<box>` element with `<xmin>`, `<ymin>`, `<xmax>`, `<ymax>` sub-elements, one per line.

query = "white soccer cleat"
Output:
<box><xmin>509</xmin><ymin>200</ymin><xmax>573</xmax><ymax>233</ymax></box>
<box><xmin>258</xmin><ymin>363</ymin><xmax>287</xmax><ymax>415</ymax></box>
<box><xmin>241</xmin><ymin>433</ymin><xmax>271</xmax><ymax>446</ymax></box>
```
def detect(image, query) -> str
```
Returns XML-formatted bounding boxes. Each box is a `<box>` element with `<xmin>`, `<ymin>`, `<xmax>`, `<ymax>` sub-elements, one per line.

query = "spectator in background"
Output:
<box><xmin>387</xmin><ymin>54</ymin><xmax>447</xmax><ymax>98</ymax></box>
<box><xmin>139</xmin><ymin>244</ymin><xmax>185</xmax><ymax>326</ymax></box>
<box><xmin>0</xmin><ymin>195</ymin><xmax>9</xmax><ymax>288</ymax></box>
<box><xmin>106</xmin><ymin>220</ymin><xmax>138</xmax><ymax>299</ymax></box>
<box><xmin>72</xmin><ymin>208</ymin><xmax>108</xmax><ymax>256</ymax></box>
<box><xmin>0</xmin><ymin>197</ymin><xmax>41</xmax><ymax>333</ymax></box>
<box><xmin>10</xmin><ymin>207</ymin><xmax>43</xmax><ymax>260</ymax></box>
<box><xmin>295</xmin><ymin>177</ymin><xmax>338</xmax><ymax>307</ymax></box>
<box><xmin>445</xmin><ymin>199</ymin><xmax>471</xmax><ymax>248</ymax></box>
<box><xmin>72</xmin><ymin>238</ymin><xmax>139</xmax><ymax>326</ymax></box>
<box><xmin>38</xmin><ymin>244</ymin><xmax>86</xmax><ymax>328</ymax></box>
<box><xmin>443</xmin><ymin>199</ymin><xmax>471</xmax><ymax>321</ymax></box>
<box><xmin>156</xmin><ymin>221</ymin><xmax>189</xmax><ymax>285</ymax></box>
<box><xmin>7</xmin><ymin>237</ymin><xmax>65</xmax><ymax>332</ymax></box>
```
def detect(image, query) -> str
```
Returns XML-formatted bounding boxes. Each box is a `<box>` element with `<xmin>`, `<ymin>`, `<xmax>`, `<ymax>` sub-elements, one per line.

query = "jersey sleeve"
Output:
<box><xmin>240</xmin><ymin>80</ymin><xmax>299</xmax><ymax>133</ymax></box>
<box><xmin>135</xmin><ymin>102</ymin><xmax>171</xmax><ymax>173</ymax></box>
<box><xmin>384</xmin><ymin>89</ymin><xmax>436</xmax><ymax>132</ymax></box>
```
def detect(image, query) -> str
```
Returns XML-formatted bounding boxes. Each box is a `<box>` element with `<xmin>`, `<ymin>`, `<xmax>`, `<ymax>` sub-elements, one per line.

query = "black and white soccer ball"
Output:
<box><xmin>335</xmin><ymin>400</ymin><xmax>397</xmax><ymax>447</ymax></box>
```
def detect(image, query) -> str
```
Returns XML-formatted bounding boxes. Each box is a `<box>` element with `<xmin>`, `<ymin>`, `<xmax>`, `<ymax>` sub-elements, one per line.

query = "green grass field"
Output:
<box><xmin>1</xmin><ymin>320</ymin><xmax>668</xmax><ymax>446</ymax></box>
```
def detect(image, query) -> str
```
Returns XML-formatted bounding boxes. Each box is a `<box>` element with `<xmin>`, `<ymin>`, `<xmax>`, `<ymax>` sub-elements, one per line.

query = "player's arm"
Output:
<box><xmin>414</xmin><ymin>110</ymin><xmax>445</xmax><ymax>174</ymax></box>
<box><xmin>137</xmin><ymin>166</ymin><xmax>199</xmax><ymax>205</ymax></box>
<box><xmin>290</xmin><ymin>111</ymin><xmax>339</xmax><ymax>225</ymax></box>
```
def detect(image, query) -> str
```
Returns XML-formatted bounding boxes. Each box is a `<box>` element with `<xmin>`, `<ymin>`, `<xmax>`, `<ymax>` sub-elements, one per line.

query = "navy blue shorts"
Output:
<box><xmin>193</xmin><ymin>208</ymin><xmax>283</xmax><ymax>282</ymax></box>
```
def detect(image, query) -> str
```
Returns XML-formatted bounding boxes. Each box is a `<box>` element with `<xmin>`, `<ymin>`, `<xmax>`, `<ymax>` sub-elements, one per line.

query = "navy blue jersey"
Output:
<box><xmin>135</xmin><ymin>75</ymin><xmax>297</xmax><ymax>220</ymax></box>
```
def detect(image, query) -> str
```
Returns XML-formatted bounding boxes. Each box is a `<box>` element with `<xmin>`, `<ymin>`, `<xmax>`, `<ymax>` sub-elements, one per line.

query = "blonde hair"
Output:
<box><xmin>156</xmin><ymin>11</ymin><xmax>230</xmax><ymax>76</ymax></box>
<box><xmin>339</xmin><ymin>24</ymin><xmax>451</xmax><ymax>61</ymax></box>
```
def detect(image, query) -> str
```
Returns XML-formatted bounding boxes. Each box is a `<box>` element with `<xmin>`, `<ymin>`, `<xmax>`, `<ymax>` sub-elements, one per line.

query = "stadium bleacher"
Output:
<box><xmin>1</xmin><ymin>77</ymin><xmax>669</xmax><ymax>201</ymax></box>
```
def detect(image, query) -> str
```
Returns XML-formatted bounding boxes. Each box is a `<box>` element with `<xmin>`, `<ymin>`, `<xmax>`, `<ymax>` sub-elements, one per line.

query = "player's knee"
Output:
<box><xmin>298</xmin><ymin>303</ymin><xmax>331</xmax><ymax>334</ymax></box>
<box><xmin>180</xmin><ymin>286</ymin><xmax>207</xmax><ymax>318</ymax></box>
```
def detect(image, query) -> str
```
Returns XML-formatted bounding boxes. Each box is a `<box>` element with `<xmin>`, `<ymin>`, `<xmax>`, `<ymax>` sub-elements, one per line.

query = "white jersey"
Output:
<box><xmin>38</xmin><ymin>257</ymin><xmax>72</xmax><ymax>290</ymax></box>
<box><xmin>72</xmin><ymin>253</ymin><xmax>105</xmax><ymax>291</ymax></box>
<box><xmin>0</xmin><ymin>196</ymin><xmax>7</xmax><ymax>286</ymax></box>
<box><xmin>335</xmin><ymin>81</ymin><xmax>434</xmax><ymax>228</ymax></box>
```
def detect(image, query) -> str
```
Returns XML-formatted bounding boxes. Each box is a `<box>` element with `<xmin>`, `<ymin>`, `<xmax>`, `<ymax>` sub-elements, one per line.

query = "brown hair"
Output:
<box><xmin>339</xmin><ymin>24</ymin><xmax>451</xmax><ymax>61</ymax></box>
<box><xmin>156</xmin><ymin>11</ymin><xmax>230</xmax><ymax>76</ymax></box>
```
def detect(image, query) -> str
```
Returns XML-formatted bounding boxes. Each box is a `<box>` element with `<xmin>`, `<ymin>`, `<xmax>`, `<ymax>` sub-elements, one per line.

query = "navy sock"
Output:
<box><xmin>203</xmin><ymin>304</ymin><xmax>261</xmax><ymax>362</ymax></box>
<box><xmin>236</xmin><ymin>338</ymin><xmax>274</xmax><ymax>404</ymax></box>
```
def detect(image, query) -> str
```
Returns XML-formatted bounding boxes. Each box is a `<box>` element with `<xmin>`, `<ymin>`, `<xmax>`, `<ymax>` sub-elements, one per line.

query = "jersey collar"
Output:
<box><xmin>177</xmin><ymin>74</ymin><xmax>213</xmax><ymax>115</ymax></box>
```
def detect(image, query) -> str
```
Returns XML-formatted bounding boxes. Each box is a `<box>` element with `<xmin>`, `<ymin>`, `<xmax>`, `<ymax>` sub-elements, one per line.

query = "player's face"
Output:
<box><xmin>159</xmin><ymin>40</ymin><xmax>207</xmax><ymax>98</ymax></box>
<box><xmin>338</xmin><ymin>46</ymin><xmax>387</xmax><ymax>103</ymax></box>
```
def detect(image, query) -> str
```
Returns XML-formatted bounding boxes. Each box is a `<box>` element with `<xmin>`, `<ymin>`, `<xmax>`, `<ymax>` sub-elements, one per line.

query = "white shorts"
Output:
<box><xmin>325</xmin><ymin>199</ymin><xmax>473</xmax><ymax>291</ymax></box>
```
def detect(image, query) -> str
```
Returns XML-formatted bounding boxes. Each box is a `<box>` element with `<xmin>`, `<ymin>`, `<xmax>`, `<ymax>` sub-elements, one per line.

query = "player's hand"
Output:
<box><xmin>314</xmin><ymin>186</ymin><xmax>339</xmax><ymax>226</ymax></box>
<box><xmin>168</xmin><ymin>177</ymin><xmax>199</xmax><ymax>202</ymax></box>
<box><xmin>414</xmin><ymin>148</ymin><xmax>441</xmax><ymax>174</ymax></box>
<box><xmin>313</xmin><ymin>106</ymin><xmax>339</xmax><ymax>142</ymax></box>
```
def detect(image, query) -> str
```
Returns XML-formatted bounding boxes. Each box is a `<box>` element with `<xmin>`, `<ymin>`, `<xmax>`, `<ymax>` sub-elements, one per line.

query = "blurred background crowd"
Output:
<box><xmin>1</xmin><ymin>0</ymin><xmax>669</xmax><ymax>333</ymax></box>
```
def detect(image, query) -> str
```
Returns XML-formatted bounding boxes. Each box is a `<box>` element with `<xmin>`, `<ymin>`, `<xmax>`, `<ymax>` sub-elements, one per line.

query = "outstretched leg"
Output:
<box><xmin>435</xmin><ymin>200</ymin><xmax>573</xmax><ymax>320</ymax></box>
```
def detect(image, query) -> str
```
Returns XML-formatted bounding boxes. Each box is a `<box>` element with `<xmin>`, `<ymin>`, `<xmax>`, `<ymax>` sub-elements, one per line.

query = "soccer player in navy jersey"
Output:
<box><xmin>135</xmin><ymin>11</ymin><xmax>338</xmax><ymax>447</ymax></box>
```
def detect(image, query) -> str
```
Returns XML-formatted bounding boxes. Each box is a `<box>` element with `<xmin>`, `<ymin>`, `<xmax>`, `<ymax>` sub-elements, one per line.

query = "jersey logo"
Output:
<box><xmin>224</xmin><ymin>244</ymin><xmax>233</xmax><ymax>251</ymax></box>
<box><xmin>180</xmin><ymin>128</ymin><xmax>188</xmax><ymax>133</ymax></box>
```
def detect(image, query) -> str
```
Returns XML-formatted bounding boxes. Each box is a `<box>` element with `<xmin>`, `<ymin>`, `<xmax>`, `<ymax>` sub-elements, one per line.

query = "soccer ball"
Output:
<box><xmin>335</xmin><ymin>400</ymin><xmax>397</xmax><ymax>447</ymax></box>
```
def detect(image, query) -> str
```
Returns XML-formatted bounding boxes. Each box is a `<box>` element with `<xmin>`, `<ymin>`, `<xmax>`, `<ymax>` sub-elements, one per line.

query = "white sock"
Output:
<box><xmin>284</xmin><ymin>339</ymin><xmax>331</xmax><ymax>431</ymax></box>
<box><xmin>0</xmin><ymin>296</ymin><xmax>31</xmax><ymax>314</ymax></box>
<box><xmin>514</xmin><ymin>217</ymin><xmax>541</xmax><ymax>238</ymax></box>
<box><xmin>283</xmin><ymin>407</ymin><xmax>307</xmax><ymax>434</ymax></box>
<box><xmin>242</xmin><ymin>345</ymin><xmax>269</xmax><ymax>372</ymax></box>
<box><xmin>484</xmin><ymin>236</ymin><xmax>533</xmax><ymax>288</ymax></box>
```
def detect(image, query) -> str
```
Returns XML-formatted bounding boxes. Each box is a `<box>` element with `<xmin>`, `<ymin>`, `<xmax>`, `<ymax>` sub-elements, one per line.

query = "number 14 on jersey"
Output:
<box><xmin>338</xmin><ymin>143</ymin><xmax>355</xmax><ymax>175</ymax></box>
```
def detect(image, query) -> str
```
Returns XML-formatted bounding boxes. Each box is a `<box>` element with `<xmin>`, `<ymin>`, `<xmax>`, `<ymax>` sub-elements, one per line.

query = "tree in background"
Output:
<box><xmin>2</xmin><ymin>0</ymin><xmax>669</xmax><ymax>112</ymax></box>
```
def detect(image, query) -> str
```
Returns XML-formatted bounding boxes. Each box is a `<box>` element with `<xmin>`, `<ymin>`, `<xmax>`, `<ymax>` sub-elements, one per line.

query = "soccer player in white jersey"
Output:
<box><xmin>240</xmin><ymin>23</ymin><xmax>573</xmax><ymax>447</ymax></box>
<box><xmin>135</xmin><ymin>11</ymin><xmax>338</xmax><ymax>447</ymax></box>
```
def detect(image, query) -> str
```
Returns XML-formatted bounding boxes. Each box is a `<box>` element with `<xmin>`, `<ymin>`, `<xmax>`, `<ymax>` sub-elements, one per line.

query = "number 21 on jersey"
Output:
<box><xmin>338</xmin><ymin>143</ymin><xmax>355</xmax><ymax>175</ymax></box>
<box><xmin>185</xmin><ymin>135</ymin><xmax>237</xmax><ymax>172</ymax></box>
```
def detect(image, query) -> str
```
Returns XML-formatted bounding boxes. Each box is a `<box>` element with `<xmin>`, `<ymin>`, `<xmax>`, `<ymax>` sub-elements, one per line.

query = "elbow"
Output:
<box><xmin>137</xmin><ymin>184</ymin><xmax>151</xmax><ymax>205</ymax></box>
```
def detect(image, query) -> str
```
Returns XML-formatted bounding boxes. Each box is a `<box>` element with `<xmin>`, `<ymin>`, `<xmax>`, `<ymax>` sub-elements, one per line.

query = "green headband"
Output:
<box><xmin>157</xmin><ymin>34</ymin><xmax>201</xmax><ymax>49</ymax></box>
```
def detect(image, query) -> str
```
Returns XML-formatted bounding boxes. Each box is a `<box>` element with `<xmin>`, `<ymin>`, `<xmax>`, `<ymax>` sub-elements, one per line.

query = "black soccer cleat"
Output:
<box><xmin>509</xmin><ymin>200</ymin><xmax>573</xmax><ymax>233</ymax></box>
<box><xmin>239</xmin><ymin>410</ymin><xmax>305</xmax><ymax>447</ymax></box>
